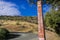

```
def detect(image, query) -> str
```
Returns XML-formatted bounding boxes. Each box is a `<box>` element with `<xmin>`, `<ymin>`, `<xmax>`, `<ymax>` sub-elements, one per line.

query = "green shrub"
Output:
<box><xmin>0</xmin><ymin>28</ymin><xmax>9</xmax><ymax>40</ymax></box>
<box><xmin>16</xmin><ymin>22</ymin><xmax>20</xmax><ymax>25</ymax></box>
<box><xmin>44</xmin><ymin>9</ymin><xmax>60</xmax><ymax>35</ymax></box>
<box><xmin>0</xmin><ymin>24</ymin><xmax>2</xmax><ymax>26</ymax></box>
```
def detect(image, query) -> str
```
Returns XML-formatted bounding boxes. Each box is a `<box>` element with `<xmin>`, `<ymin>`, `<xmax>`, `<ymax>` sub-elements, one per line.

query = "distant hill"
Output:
<box><xmin>0</xmin><ymin>16</ymin><xmax>38</xmax><ymax>24</ymax></box>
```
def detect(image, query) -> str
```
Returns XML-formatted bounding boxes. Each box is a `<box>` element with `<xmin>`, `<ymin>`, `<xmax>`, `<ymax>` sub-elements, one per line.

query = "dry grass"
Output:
<box><xmin>0</xmin><ymin>20</ymin><xmax>38</xmax><ymax>33</ymax></box>
<box><xmin>45</xmin><ymin>30</ymin><xmax>60</xmax><ymax>40</ymax></box>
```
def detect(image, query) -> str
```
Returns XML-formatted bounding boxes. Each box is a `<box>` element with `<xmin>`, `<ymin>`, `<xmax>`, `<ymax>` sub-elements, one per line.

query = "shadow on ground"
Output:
<box><xmin>5</xmin><ymin>32</ymin><xmax>21</xmax><ymax>40</ymax></box>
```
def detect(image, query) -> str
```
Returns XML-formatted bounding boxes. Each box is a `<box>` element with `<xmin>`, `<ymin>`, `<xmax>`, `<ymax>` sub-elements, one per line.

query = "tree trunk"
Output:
<box><xmin>37</xmin><ymin>1</ymin><xmax>45</xmax><ymax>40</ymax></box>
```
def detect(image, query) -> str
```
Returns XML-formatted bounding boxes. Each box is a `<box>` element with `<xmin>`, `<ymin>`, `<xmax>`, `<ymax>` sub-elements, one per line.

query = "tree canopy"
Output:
<box><xmin>29</xmin><ymin>0</ymin><xmax>60</xmax><ymax>6</ymax></box>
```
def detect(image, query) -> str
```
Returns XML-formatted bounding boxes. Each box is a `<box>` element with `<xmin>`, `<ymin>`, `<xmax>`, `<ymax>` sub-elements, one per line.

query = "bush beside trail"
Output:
<box><xmin>44</xmin><ymin>9</ymin><xmax>60</xmax><ymax>36</ymax></box>
<box><xmin>0</xmin><ymin>28</ymin><xmax>9</xmax><ymax>40</ymax></box>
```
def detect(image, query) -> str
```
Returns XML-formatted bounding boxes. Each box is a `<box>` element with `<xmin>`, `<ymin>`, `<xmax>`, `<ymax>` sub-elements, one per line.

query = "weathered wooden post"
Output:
<box><xmin>37</xmin><ymin>0</ymin><xmax>45</xmax><ymax>40</ymax></box>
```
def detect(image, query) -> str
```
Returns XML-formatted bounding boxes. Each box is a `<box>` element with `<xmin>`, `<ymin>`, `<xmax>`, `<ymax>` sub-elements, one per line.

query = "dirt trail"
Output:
<box><xmin>45</xmin><ymin>30</ymin><xmax>60</xmax><ymax>40</ymax></box>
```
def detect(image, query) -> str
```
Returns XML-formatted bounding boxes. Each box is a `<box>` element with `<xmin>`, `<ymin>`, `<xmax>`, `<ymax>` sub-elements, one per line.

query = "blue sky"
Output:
<box><xmin>0</xmin><ymin>0</ymin><xmax>51</xmax><ymax>16</ymax></box>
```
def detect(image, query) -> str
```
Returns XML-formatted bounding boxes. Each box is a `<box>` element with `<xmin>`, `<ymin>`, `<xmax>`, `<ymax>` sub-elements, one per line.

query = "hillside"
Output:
<box><xmin>0</xmin><ymin>16</ymin><xmax>38</xmax><ymax>33</ymax></box>
<box><xmin>0</xmin><ymin>16</ymin><xmax>60</xmax><ymax>40</ymax></box>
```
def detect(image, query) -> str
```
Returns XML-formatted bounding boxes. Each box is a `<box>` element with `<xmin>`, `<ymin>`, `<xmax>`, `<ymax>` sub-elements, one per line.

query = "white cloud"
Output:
<box><xmin>0</xmin><ymin>1</ymin><xmax>21</xmax><ymax>16</ymax></box>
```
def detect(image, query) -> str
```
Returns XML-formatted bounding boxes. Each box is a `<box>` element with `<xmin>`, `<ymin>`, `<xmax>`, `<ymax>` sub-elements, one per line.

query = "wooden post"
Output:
<box><xmin>37</xmin><ymin>1</ymin><xmax>45</xmax><ymax>40</ymax></box>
